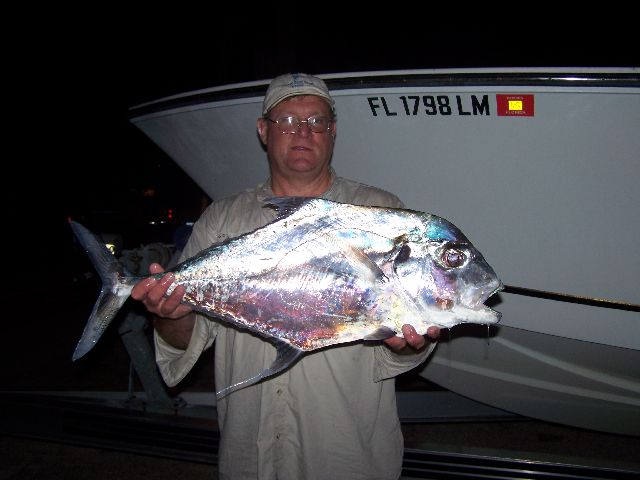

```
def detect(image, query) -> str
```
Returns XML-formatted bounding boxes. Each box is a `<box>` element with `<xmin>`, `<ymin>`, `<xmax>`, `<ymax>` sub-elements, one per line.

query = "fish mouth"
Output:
<box><xmin>432</xmin><ymin>280</ymin><xmax>503</xmax><ymax>325</ymax></box>
<box><xmin>434</xmin><ymin>301</ymin><xmax>501</xmax><ymax>328</ymax></box>
<box><xmin>478</xmin><ymin>281</ymin><xmax>504</xmax><ymax>323</ymax></box>
<box><xmin>478</xmin><ymin>303</ymin><xmax>502</xmax><ymax>323</ymax></box>
<box><xmin>460</xmin><ymin>280</ymin><xmax>503</xmax><ymax>324</ymax></box>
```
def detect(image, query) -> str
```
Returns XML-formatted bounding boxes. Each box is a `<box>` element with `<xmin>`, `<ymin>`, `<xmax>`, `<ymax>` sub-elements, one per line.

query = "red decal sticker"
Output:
<box><xmin>496</xmin><ymin>94</ymin><xmax>535</xmax><ymax>117</ymax></box>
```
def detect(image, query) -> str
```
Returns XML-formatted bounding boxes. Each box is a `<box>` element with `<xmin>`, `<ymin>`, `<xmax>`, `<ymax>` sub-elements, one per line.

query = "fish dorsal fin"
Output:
<box><xmin>263</xmin><ymin>196</ymin><xmax>318</xmax><ymax>221</ymax></box>
<box><xmin>215</xmin><ymin>340</ymin><xmax>305</xmax><ymax>400</ymax></box>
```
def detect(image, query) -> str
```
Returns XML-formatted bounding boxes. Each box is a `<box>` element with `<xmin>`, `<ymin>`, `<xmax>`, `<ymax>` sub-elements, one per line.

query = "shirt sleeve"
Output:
<box><xmin>154</xmin><ymin>315</ymin><xmax>217</xmax><ymax>386</ymax></box>
<box><xmin>372</xmin><ymin>342</ymin><xmax>436</xmax><ymax>382</ymax></box>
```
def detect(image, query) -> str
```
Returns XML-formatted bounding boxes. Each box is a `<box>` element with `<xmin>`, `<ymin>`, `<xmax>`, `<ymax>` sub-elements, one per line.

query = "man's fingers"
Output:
<box><xmin>131</xmin><ymin>277</ymin><xmax>156</xmax><ymax>301</ymax></box>
<box><xmin>401</xmin><ymin>325</ymin><xmax>426</xmax><ymax>349</ymax></box>
<box><xmin>149</xmin><ymin>262</ymin><xmax>165</xmax><ymax>274</ymax></box>
<box><xmin>160</xmin><ymin>285</ymin><xmax>186</xmax><ymax>316</ymax></box>
<box><xmin>426</xmin><ymin>325</ymin><xmax>440</xmax><ymax>340</ymax></box>
<box><xmin>146</xmin><ymin>273</ymin><xmax>175</xmax><ymax>304</ymax></box>
<box><xmin>384</xmin><ymin>335</ymin><xmax>406</xmax><ymax>351</ymax></box>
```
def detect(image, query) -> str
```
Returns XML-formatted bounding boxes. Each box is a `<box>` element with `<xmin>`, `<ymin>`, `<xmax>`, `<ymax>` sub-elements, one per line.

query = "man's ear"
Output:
<box><xmin>257</xmin><ymin>117</ymin><xmax>268</xmax><ymax>146</ymax></box>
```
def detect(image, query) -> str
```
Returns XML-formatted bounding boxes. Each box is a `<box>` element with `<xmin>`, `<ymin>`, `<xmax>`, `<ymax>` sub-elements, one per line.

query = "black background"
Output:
<box><xmin>5</xmin><ymin>15</ymin><xmax>637</xmax><ymax>388</ymax></box>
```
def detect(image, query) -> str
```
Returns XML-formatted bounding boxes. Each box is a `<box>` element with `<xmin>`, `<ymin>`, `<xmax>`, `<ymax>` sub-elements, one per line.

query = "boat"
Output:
<box><xmin>128</xmin><ymin>68</ymin><xmax>640</xmax><ymax>436</ymax></box>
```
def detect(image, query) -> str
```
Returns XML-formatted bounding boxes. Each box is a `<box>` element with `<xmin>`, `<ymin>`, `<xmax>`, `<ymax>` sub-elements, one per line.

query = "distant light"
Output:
<box><xmin>105</xmin><ymin>243</ymin><xmax>116</xmax><ymax>255</ymax></box>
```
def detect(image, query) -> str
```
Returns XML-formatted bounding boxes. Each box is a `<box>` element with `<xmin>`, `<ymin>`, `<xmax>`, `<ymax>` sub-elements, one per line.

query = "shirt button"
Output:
<box><xmin>276</xmin><ymin>388</ymin><xmax>282</xmax><ymax>395</ymax></box>
<box><xmin>276</xmin><ymin>433</ymin><xmax>281</xmax><ymax>440</ymax></box>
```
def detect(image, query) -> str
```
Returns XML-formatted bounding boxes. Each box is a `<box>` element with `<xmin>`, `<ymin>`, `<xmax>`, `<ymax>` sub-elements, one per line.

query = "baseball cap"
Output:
<box><xmin>262</xmin><ymin>73</ymin><xmax>335</xmax><ymax>116</ymax></box>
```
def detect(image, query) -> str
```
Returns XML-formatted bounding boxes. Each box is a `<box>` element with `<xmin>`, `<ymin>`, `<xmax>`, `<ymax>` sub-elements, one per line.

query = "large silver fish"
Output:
<box><xmin>71</xmin><ymin>197</ymin><xmax>502</xmax><ymax>398</ymax></box>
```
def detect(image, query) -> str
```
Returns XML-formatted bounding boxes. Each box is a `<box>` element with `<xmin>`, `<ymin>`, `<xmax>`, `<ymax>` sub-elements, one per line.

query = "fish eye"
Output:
<box><xmin>440</xmin><ymin>247</ymin><xmax>466</xmax><ymax>269</ymax></box>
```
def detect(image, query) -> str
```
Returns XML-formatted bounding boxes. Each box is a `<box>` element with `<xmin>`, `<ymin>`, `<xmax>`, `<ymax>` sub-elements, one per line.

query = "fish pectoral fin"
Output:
<box><xmin>363</xmin><ymin>326</ymin><xmax>397</xmax><ymax>341</ymax></box>
<box><xmin>339</xmin><ymin>233</ymin><xmax>410</xmax><ymax>284</ymax></box>
<box><xmin>215</xmin><ymin>340</ymin><xmax>305</xmax><ymax>400</ymax></box>
<box><xmin>332</xmin><ymin>241</ymin><xmax>388</xmax><ymax>283</ymax></box>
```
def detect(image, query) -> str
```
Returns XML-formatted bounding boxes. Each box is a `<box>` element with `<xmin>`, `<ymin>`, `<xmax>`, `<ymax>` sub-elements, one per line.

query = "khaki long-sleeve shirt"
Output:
<box><xmin>155</xmin><ymin>173</ymin><xmax>435</xmax><ymax>479</ymax></box>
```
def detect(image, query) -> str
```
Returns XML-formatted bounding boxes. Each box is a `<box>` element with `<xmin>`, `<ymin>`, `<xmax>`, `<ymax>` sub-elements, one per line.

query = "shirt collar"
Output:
<box><xmin>256</xmin><ymin>167</ymin><xmax>337</xmax><ymax>202</ymax></box>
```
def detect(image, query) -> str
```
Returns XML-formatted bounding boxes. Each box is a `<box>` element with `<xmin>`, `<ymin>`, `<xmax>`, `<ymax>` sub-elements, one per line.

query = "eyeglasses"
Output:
<box><xmin>265</xmin><ymin>115</ymin><xmax>333</xmax><ymax>134</ymax></box>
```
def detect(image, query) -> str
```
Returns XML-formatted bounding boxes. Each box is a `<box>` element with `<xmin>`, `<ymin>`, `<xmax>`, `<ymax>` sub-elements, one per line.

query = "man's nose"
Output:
<box><xmin>295</xmin><ymin>121</ymin><xmax>313</xmax><ymax>136</ymax></box>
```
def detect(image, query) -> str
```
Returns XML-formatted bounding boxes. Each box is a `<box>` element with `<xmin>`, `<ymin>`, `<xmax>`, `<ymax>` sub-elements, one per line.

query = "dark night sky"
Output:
<box><xmin>10</xmin><ymin>17</ymin><xmax>638</xmax><ymax>282</ymax></box>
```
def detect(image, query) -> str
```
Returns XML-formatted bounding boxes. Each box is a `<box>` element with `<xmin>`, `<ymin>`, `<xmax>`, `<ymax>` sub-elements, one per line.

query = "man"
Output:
<box><xmin>131</xmin><ymin>73</ymin><xmax>440</xmax><ymax>479</ymax></box>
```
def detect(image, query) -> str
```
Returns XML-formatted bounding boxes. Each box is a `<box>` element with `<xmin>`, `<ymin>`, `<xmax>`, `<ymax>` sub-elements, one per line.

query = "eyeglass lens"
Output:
<box><xmin>272</xmin><ymin>116</ymin><xmax>331</xmax><ymax>134</ymax></box>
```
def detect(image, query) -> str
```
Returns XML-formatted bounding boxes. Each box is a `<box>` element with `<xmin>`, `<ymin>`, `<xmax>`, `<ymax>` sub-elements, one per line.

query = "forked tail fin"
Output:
<box><xmin>69</xmin><ymin>221</ymin><xmax>142</xmax><ymax>360</ymax></box>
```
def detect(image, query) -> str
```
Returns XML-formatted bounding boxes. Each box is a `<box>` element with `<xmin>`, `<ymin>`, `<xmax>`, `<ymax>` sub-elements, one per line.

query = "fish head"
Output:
<box><xmin>393</xmin><ymin>214</ymin><xmax>503</xmax><ymax>328</ymax></box>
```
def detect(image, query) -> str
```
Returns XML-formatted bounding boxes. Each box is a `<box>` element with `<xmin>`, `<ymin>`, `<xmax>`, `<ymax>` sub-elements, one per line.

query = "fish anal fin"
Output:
<box><xmin>363</xmin><ymin>326</ymin><xmax>397</xmax><ymax>341</ymax></box>
<box><xmin>215</xmin><ymin>340</ymin><xmax>305</xmax><ymax>400</ymax></box>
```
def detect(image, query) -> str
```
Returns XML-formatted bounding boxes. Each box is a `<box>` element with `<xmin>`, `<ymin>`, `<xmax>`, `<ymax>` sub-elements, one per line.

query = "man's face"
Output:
<box><xmin>257</xmin><ymin>95</ymin><xmax>336</xmax><ymax>182</ymax></box>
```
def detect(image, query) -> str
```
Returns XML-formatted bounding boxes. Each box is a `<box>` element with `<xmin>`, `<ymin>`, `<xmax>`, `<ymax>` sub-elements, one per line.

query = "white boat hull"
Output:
<box><xmin>420</xmin><ymin>322</ymin><xmax>640</xmax><ymax>435</ymax></box>
<box><xmin>130</xmin><ymin>68</ymin><xmax>640</xmax><ymax>435</ymax></box>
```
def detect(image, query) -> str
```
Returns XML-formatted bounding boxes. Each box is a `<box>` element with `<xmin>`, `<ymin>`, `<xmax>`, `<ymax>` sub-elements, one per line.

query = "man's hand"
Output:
<box><xmin>131</xmin><ymin>263</ymin><xmax>193</xmax><ymax>319</ymax></box>
<box><xmin>130</xmin><ymin>263</ymin><xmax>195</xmax><ymax>349</ymax></box>
<box><xmin>384</xmin><ymin>325</ymin><xmax>440</xmax><ymax>353</ymax></box>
